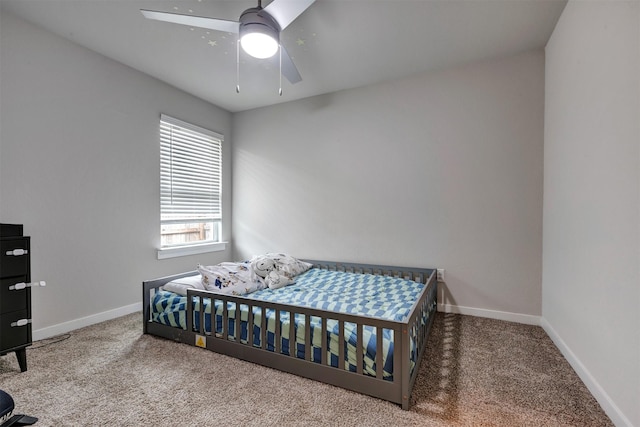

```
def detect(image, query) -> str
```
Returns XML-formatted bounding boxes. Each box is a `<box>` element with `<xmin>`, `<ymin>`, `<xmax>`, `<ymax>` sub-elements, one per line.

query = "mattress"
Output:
<box><xmin>151</xmin><ymin>268</ymin><xmax>435</xmax><ymax>380</ymax></box>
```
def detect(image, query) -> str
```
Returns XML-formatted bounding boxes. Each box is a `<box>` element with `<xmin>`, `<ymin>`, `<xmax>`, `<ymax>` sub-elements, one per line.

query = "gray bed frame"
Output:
<box><xmin>142</xmin><ymin>260</ymin><xmax>437</xmax><ymax>410</ymax></box>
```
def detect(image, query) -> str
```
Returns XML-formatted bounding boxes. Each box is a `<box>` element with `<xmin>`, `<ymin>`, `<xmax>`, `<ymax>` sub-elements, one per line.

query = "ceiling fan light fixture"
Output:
<box><xmin>240</xmin><ymin>29</ymin><xmax>279</xmax><ymax>59</ymax></box>
<box><xmin>238</xmin><ymin>8</ymin><xmax>281</xmax><ymax>59</ymax></box>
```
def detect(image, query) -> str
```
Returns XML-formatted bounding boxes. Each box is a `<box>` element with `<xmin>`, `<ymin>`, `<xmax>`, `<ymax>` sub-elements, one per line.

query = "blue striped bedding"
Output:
<box><xmin>151</xmin><ymin>268</ymin><xmax>434</xmax><ymax>380</ymax></box>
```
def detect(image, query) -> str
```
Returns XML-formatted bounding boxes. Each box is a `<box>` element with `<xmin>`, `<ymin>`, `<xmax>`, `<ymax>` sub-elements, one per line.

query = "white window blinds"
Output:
<box><xmin>160</xmin><ymin>114</ymin><xmax>222</xmax><ymax>226</ymax></box>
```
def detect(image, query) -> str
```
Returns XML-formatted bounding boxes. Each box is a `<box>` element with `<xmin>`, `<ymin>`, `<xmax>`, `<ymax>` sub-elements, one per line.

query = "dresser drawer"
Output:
<box><xmin>0</xmin><ymin>276</ymin><xmax>29</xmax><ymax>313</ymax></box>
<box><xmin>0</xmin><ymin>238</ymin><xmax>30</xmax><ymax>278</ymax></box>
<box><xmin>0</xmin><ymin>309</ymin><xmax>30</xmax><ymax>353</ymax></box>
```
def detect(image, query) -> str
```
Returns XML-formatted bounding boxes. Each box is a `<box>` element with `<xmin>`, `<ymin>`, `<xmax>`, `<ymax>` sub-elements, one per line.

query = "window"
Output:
<box><xmin>158</xmin><ymin>114</ymin><xmax>224</xmax><ymax>258</ymax></box>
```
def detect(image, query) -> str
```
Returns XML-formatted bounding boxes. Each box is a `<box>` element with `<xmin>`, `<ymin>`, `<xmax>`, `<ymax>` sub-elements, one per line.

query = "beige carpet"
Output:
<box><xmin>0</xmin><ymin>312</ymin><xmax>612</xmax><ymax>426</ymax></box>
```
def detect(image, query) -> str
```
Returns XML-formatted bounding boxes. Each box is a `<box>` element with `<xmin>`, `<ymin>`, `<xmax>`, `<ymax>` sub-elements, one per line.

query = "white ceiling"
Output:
<box><xmin>0</xmin><ymin>0</ymin><xmax>567</xmax><ymax>112</ymax></box>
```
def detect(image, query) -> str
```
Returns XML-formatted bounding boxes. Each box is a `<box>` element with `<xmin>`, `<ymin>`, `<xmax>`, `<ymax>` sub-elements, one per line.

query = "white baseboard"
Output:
<box><xmin>437</xmin><ymin>302</ymin><xmax>541</xmax><ymax>325</ymax></box>
<box><xmin>540</xmin><ymin>318</ymin><xmax>633</xmax><ymax>427</ymax></box>
<box><xmin>32</xmin><ymin>302</ymin><xmax>142</xmax><ymax>341</ymax></box>
<box><xmin>440</xmin><ymin>303</ymin><xmax>632</xmax><ymax>425</ymax></box>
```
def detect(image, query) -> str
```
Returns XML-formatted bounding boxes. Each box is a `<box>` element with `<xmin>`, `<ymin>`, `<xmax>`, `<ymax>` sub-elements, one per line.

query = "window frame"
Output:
<box><xmin>157</xmin><ymin>114</ymin><xmax>226</xmax><ymax>259</ymax></box>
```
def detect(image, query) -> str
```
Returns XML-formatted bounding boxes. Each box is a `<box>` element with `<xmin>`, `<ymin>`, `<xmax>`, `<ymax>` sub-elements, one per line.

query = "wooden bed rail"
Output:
<box><xmin>142</xmin><ymin>270</ymin><xmax>198</xmax><ymax>335</ymax></box>
<box><xmin>142</xmin><ymin>262</ymin><xmax>437</xmax><ymax>410</ymax></box>
<box><xmin>187</xmin><ymin>290</ymin><xmax>405</xmax><ymax>380</ymax></box>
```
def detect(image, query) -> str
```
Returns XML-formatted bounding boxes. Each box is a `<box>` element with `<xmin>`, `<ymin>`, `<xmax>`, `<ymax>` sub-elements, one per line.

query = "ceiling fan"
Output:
<box><xmin>140</xmin><ymin>0</ymin><xmax>316</xmax><ymax>91</ymax></box>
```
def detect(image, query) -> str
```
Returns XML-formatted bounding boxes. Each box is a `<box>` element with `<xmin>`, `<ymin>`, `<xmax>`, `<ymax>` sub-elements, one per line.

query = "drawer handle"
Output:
<box><xmin>9</xmin><ymin>281</ymin><xmax>46</xmax><ymax>291</ymax></box>
<box><xmin>5</xmin><ymin>249</ymin><xmax>28</xmax><ymax>256</ymax></box>
<box><xmin>10</xmin><ymin>319</ymin><xmax>31</xmax><ymax>328</ymax></box>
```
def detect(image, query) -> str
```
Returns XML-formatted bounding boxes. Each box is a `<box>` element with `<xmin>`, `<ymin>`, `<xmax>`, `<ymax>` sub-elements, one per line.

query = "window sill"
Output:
<box><xmin>157</xmin><ymin>242</ymin><xmax>227</xmax><ymax>260</ymax></box>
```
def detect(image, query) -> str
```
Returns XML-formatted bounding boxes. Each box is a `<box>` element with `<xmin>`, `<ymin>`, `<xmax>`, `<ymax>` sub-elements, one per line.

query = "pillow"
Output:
<box><xmin>262</xmin><ymin>253</ymin><xmax>313</xmax><ymax>279</ymax></box>
<box><xmin>162</xmin><ymin>274</ymin><xmax>205</xmax><ymax>296</ymax></box>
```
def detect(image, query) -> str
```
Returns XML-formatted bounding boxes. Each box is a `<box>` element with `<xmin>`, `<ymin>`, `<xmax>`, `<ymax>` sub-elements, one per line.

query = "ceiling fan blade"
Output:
<box><xmin>140</xmin><ymin>9</ymin><xmax>239</xmax><ymax>33</ymax></box>
<box><xmin>263</xmin><ymin>0</ymin><xmax>316</xmax><ymax>31</ymax></box>
<box><xmin>275</xmin><ymin>45</ymin><xmax>302</xmax><ymax>84</ymax></box>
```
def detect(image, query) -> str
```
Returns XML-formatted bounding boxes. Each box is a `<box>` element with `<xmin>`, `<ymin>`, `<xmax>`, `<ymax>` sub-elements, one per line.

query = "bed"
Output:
<box><xmin>142</xmin><ymin>258</ymin><xmax>437</xmax><ymax>409</ymax></box>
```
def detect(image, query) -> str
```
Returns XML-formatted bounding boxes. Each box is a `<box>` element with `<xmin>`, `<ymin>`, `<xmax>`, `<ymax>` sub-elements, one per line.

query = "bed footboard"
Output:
<box><xmin>142</xmin><ymin>261</ymin><xmax>437</xmax><ymax>409</ymax></box>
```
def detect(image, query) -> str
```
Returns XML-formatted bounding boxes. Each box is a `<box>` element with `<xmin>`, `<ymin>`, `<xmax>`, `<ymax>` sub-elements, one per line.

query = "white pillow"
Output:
<box><xmin>162</xmin><ymin>274</ymin><xmax>204</xmax><ymax>296</ymax></box>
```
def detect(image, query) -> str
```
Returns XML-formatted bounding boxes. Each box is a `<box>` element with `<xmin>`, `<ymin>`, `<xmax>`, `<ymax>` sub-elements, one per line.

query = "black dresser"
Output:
<box><xmin>0</xmin><ymin>224</ymin><xmax>32</xmax><ymax>372</ymax></box>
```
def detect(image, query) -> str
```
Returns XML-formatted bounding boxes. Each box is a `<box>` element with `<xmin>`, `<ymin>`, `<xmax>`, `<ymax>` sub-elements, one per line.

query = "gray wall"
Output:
<box><xmin>0</xmin><ymin>12</ymin><xmax>233</xmax><ymax>337</ymax></box>
<box><xmin>543</xmin><ymin>2</ymin><xmax>639</xmax><ymax>426</ymax></box>
<box><xmin>4</xmin><ymin>4</ymin><xmax>636</xmax><ymax>425</ymax></box>
<box><xmin>232</xmin><ymin>51</ymin><xmax>545</xmax><ymax>320</ymax></box>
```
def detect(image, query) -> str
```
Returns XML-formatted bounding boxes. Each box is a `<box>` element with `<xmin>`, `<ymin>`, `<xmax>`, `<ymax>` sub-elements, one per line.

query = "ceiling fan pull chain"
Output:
<box><xmin>236</xmin><ymin>39</ymin><xmax>240</xmax><ymax>93</ymax></box>
<box><xmin>279</xmin><ymin>44</ymin><xmax>283</xmax><ymax>96</ymax></box>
